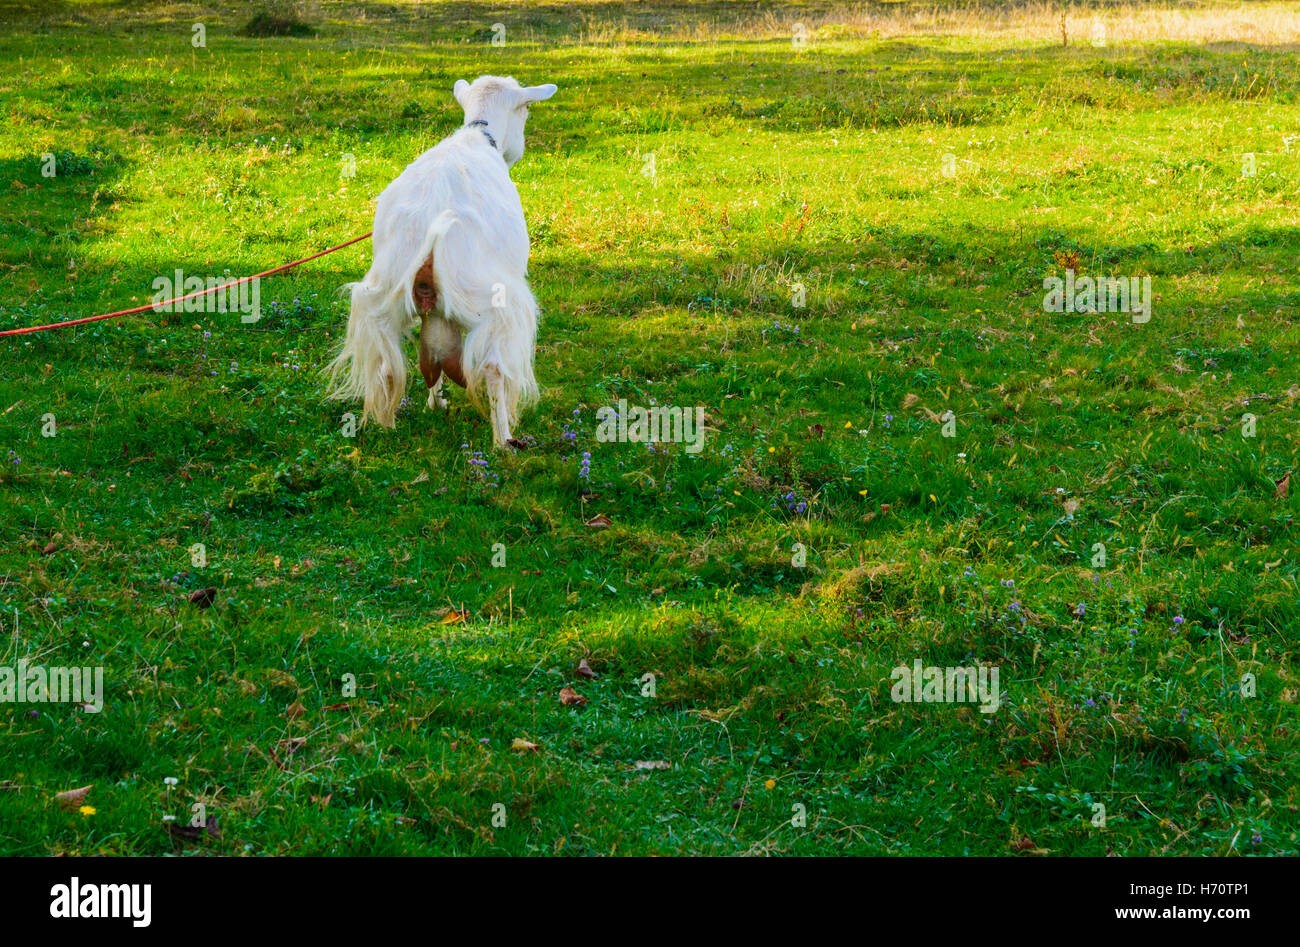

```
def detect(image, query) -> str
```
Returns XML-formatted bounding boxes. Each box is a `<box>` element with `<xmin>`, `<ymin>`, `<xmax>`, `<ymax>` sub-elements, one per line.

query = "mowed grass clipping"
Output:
<box><xmin>0</xmin><ymin>0</ymin><xmax>1297</xmax><ymax>855</ymax></box>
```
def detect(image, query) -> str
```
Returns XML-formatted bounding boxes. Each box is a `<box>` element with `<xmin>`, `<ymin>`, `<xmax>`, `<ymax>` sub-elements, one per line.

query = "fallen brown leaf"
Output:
<box><xmin>559</xmin><ymin>686</ymin><xmax>588</xmax><ymax>707</ymax></box>
<box><xmin>269</xmin><ymin>737</ymin><xmax>307</xmax><ymax>769</ymax></box>
<box><xmin>510</xmin><ymin>738</ymin><xmax>540</xmax><ymax>753</ymax></box>
<box><xmin>54</xmin><ymin>785</ymin><xmax>93</xmax><ymax>810</ymax></box>
<box><xmin>576</xmin><ymin>659</ymin><xmax>598</xmax><ymax>680</ymax></box>
<box><xmin>188</xmin><ymin>587</ymin><xmax>217</xmax><ymax>609</ymax></box>
<box><xmin>285</xmin><ymin>700</ymin><xmax>306</xmax><ymax>720</ymax></box>
<box><xmin>166</xmin><ymin>816</ymin><xmax>221</xmax><ymax>841</ymax></box>
<box><xmin>1275</xmin><ymin>474</ymin><xmax>1290</xmax><ymax>499</ymax></box>
<box><xmin>585</xmin><ymin>514</ymin><xmax>613</xmax><ymax>529</ymax></box>
<box><xmin>1011</xmin><ymin>836</ymin><xmax>1049</xmax><ymax>854</ymax></box>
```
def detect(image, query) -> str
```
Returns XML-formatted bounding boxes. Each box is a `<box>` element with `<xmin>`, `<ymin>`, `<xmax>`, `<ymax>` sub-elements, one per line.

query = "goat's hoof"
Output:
<box><xmin>426</xmin><ymin>393</ymin><xmax>448</xmax><ymax>412</ymax></box>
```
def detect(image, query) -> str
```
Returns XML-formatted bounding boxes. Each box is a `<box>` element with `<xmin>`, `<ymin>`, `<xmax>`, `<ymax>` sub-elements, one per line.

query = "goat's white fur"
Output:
<box><xmin>326</xmin><ymin>75</ymin><xmax>557</xmax><ymax>446</ymax></box>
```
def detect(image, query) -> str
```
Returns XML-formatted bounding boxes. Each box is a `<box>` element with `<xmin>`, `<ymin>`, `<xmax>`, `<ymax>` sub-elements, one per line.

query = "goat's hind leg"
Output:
<box><xmin>483</xmin><ymin>362</ymin><xmax>525</xmax><ymax>450</ymax></box>
<box><xmin>418</xmin><ymin>316</ymin><xmax>449</xmax><ymax>412</ymax></box>
<box><xmin>414</xmin><ymin>259</ymin><xmax>446</xmax><ymax>412</ymax></box>
<box><xmin>418</xmin><ymin>339</ymin><xmax>446</xmax><ymax>411</ymax></box>
<box><xmin>419</xmin><ymin>311</ymin><xmax>465</xmax><ymax>412</ymax></box>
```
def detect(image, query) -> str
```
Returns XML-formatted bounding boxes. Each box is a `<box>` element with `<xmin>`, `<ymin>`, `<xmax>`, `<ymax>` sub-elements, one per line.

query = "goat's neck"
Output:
<box><xmin>464</xmin><ymin>115</ymin><xmax>503</xmax><ymax>151</ymax></box>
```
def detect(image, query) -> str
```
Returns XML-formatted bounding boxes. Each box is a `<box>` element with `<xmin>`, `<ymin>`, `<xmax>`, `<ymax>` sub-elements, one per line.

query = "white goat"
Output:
<box><xmin>327</xmin><ymin>75</ymin><xmax>557</xmax><ymax>446</ymax></box>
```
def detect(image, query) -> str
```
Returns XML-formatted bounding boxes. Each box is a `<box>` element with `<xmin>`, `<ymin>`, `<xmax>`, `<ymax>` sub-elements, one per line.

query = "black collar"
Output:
<box><xmin>465</xmin><ymin>120</ymin><xmax>498</xmax><ymax>150</ymax></box>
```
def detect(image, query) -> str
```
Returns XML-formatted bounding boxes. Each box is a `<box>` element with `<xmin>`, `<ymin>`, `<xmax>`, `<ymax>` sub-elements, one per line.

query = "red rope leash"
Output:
<box><xmin>0</xmin><ymin>231</ymin><xmax>373</xmax><ymax>338</ymax></box>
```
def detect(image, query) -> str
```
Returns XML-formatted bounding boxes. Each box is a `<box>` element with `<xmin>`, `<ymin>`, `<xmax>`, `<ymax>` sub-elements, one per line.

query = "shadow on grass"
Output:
<box><xmin>0</xmin><ymin>151</ymin><xmax>130</xmax><ymax>269</ymax></box>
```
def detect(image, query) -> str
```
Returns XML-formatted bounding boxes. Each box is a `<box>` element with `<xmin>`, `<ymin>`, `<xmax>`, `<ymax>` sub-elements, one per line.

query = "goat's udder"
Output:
<box><xmin>440</xmin><ymin>351</ymin><xmax>467</xmax><ymax>388</ymax></box>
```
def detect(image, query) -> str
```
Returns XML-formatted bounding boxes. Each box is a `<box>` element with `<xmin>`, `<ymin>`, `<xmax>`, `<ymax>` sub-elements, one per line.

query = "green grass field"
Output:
<box><xmin>1</xmin><ymin>0</ymin><xmax>1297</xmax><ymax>855</ymax></box>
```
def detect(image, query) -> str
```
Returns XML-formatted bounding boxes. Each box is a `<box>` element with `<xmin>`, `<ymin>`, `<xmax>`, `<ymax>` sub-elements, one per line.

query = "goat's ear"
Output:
<box><xmin>521</xmin><ymin>83</ymin><xmax>557</xmax><ymax>103</ymax></box>
<box><xmin>453</xmin><ymin>79</ymin><xmax>470</xmax><ymax>107</ymax></box>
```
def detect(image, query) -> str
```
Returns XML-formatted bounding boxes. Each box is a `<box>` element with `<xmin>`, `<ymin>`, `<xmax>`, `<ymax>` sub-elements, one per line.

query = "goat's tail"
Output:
<box><xmin>325</xmin><ymin>211</ymin><xmax>460</xmax><ymax>427</ymax></box>
<box><xmin>324</xmin><ymin>280</ymin><xmax>407</xmax><ymax>427</ymax></box>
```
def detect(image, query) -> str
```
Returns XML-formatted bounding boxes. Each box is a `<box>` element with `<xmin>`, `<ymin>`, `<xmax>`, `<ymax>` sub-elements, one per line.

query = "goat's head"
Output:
<box><xmin>453</xmin><ymin>75</ymin><xmax>557</xmax><ymax>167</ymax></box>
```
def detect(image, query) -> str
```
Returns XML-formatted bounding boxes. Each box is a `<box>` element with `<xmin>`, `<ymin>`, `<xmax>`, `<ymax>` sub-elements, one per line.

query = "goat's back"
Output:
<box><xmin>371</xmin><ymin>128</ymin><xmax>530</xmax><ymax>277</ymax></box>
